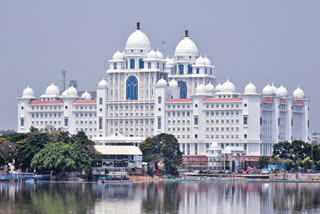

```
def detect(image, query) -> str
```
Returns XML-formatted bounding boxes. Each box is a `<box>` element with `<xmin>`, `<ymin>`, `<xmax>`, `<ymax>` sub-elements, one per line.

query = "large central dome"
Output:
<box><xmin>125</xmin><ymin>23</ymin><xmax>151</xmax><ymax>51</ymax></box>
<box><xmin>174</xmin><ymin>30</ymin><xmax>199</xmax><ymax>57</ymax></box>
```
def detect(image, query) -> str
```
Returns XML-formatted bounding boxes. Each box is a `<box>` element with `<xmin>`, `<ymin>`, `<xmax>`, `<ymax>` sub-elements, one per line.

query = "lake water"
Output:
<box><xmin>0</xmin><ymin>181</ymin><xmax>320</xmax><ymax>214</ymax></box>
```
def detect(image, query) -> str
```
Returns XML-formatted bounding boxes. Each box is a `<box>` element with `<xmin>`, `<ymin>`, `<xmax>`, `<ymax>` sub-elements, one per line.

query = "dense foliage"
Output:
<box><xmin>258</xmin><ymin>156</ymin><xmax>270</xmax><ymax>169</ymax></box>
<box><xmin>272</xmin><ymin>140</ymin><xmax>320</xmax><ymax>170</ymax></box>
<box><xmin>0</xmin><ymin>127</ymin><xmax>98</xmax><ymax>175</ymax></box>
<box><xmin>140</xmin><ymin>133</ymin><xmax>183</xmax><ymax>176</ymax></box>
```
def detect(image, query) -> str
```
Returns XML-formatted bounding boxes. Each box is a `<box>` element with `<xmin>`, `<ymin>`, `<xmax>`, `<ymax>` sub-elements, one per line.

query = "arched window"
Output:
<box><xmin>179</xmin><ymin>64</ymin><xmax>184</xmax><ymax>74</ymax></box>
<box><xmin>188</xmin><ymin>65</ymin><xmax>192</xmax><ymax>74</ymax></box>
<box><xmin>139</xmin><ymin>59</ymin><xmax>144</xmax><ymax>69</ymax></box>
<box><xmin>126</xmin><ymin>76</ymin><xmax>138</xmax><ymax>100</ymax></box>
<box><xmin>178</xmin><ymin>81</ymin><xmax>187</xmax><ymax>99</ymax></box>
<box><xmin>130</xmin><ymin>59</ymin><xmax>135</xmax><ymax>69</ymax></box>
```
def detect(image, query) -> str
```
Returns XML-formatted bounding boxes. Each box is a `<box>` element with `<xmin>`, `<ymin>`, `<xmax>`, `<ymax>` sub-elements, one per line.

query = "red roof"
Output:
<box><xmin>29</xmin><ymin>100</ymin><xmax>63</xmax><ymax>105</ymax></box>
<box><xmin>280</xmin><ymin>100</ymin><xmax>287</xmax><ymax>104</ymax></box>
<box><xmin>166</xmin><ymin>99</ymin><xmax>193</xmax><ymax>103</ymax></box>
<box><xmin>262</xmin><ymin>98</ymin><xmax>273</xmax><ymax>103</ymax></box>
<box><xmin>73</xmin><ymin>100</ymin><xmax>96</xmax><ymax>104</ymax></box>
<box><xmin>293</xmin><ymin>101</ymin><xmax>304</xmax><ymax>106</ymax></box>
<box><xmin>203</xmin><ymin>98</ymin><xmax>242</xmax><ymax>102</ymax></box>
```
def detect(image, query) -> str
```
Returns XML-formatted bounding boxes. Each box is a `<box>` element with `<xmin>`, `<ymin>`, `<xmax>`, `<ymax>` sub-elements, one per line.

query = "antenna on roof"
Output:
<box><xmin>185</xmin><ymin>30</ymin><xmax>189</xmax><ymax>37</ymax></box>
<box><xmin>61</xmin><ymin>70</ymin><xmax>67</xmax><ymax>91</ymax></box>
<box><xmin>136</xmin><ymin>22</ymin><xmax>140</xmax><ymax>30</ymax></box>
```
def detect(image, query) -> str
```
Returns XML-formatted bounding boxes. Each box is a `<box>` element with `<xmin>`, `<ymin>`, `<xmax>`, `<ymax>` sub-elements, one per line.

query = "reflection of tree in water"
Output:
<box><xmin>142</xmin><ymin>182</ymin><xmax>181</xmax><ymax>213</ymax></box>
<box><xmin>272</xmin><ymin>183</ymin><xmax>320</xmax><ymax>213</ymax></box>
<box><xmin>0</xmin><ymin>183</ymin><xmax>96</xmax><ymax>214</ymax></box>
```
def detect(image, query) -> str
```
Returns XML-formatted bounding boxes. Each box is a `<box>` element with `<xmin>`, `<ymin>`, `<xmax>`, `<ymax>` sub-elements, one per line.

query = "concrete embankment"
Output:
<box><xmin>270</xmin><ymin>173</ymin><xmax>320</xmax><ymax>181</ymax></box>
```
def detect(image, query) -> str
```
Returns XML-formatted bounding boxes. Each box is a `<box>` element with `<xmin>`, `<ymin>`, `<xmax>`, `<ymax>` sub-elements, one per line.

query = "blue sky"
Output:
<box><xmin>0</xmin><ymin>0</ymin><xmax>319</xmax><ymax>132</ymax></box>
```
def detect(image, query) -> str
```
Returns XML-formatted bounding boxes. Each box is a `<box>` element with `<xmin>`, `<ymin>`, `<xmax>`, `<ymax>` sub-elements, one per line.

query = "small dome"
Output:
<box><xmin>196</xmin><ymin>83</ymin><xmax>207</xmax><ymax>95</ymax></box>
<box><xmin>98</xmin><ymin>79</ymin><xmax>108</xmax><ymax>88</ymax></box>
<box><xmin>263</xmin><ymin>84</ymin><xmax>273</xmax><ymax>96</ymax></box>
<box><xmin>293</xmin><ymin>87</ymin><xmax>304</xmax><ymax>99</ymax></box>
<box><xmin>81</xmin><ymin>91</ymin><xmax>92</xmax><ymax>100</ymax></box>
<box><xmin>125</xmin><ymin>23</ymin><xmax>151</xmax><ymax>51</ymax></box>
<box><xmin>221</xmin><ymin>80</ymin><xmax>236</xmax><ymax>93</ymax></box>
<box><xmin>166</xmin><ymin>58</ymin><xmax>174</xmax><ymax>67</ymax></box>
<box><xmin>61</xmin><ymin>90</ymin><xmax>69</xmax><ymax>98</ymax></box>
<box><xmin>156</xmin><ymin>78</ymin><xmax>167</xmax><ymax>87</ymax></box>
<box><xmin>195</xmin><ymin>56</ymin><xmax>206</xmax><ymax>66</ymax></box>
<box><xmin>45</xmin><ymin>83</ymin><xmax>60</xmax><ymax>96</ymax></box>
<box><xmin>203</xmin><ymin>57</ymin><xmax>211</xmax><ymax>65</ymax></box>
<box><xmin>276</xmin><ymin>85</ymin><xmax>288</xmax><ymax>97</ymax></box>
<box><xmin>244</xmin><ymin>82</ymin><xmax>257</xmax><ymax>95</ymax></box>
<box><xmin>169</xmin><ymin>79</ymin><xmax>178</xmax><ymax>88</ymax></box>
<box><xmin>215</xmin><ymin>83</ymin><xmax>222</xmax><ymax>92</ymax></box>
<box><xmin>174</xmin><ymin>31</ymin><xmax>199</xmax><ymax>57</ymax></box>
<box><xmin>156</xmin><ymin>50</ymin><xmax>163</xmax><ymax>59</ymax></box>
<box><xmin>271</xmin><ymin>83</ymin><xmax>278</xmax><ymax>94</ymax></box>
<box><xmin>22</xmin><ymin>86</ymin><xmax>34</xmax><ymax>98</ymax></box>
<box><xmin>112</xmin><ymin>50</ymin><xmax>124</xmax><ymax>60</ymax></box>
<box><xmin>205</xmin><ymin>83</ymin><xmax>215</xmax><ymax>93</ymax></box>
<box><xmin>147</xmin><ymin>50</ymin><xmax>158</xmax><ymax>59</ymax></box>
<box><xmin>67</xmin><ymin>86</ymin><xmax>78</xmax><ymax>97</ymax></box>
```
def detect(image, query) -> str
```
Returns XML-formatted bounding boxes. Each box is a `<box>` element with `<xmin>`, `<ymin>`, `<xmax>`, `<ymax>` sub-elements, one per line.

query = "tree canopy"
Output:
<box><xmin>31</xmin><ymin>142</ymin><xmax>77</xmax><ymax>173</ymax></box>
<box><xmin>140</xmin><ymin>133</ymin><xmax>183</xmax><ymax>175</ymax></box>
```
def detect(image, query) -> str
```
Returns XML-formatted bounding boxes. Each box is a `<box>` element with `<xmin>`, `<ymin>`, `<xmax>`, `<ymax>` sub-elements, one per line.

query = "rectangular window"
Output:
<box><xmin>188</xmin><ymin>65</ymin><xmax>192</xmax><ymax>74</ymax></box>
<box><xmin>194</xmin><ymin>116</ymin><xmax>198</xmax><ymax>125</ymax></box>
<box><xmin>244</xmin><ymin>134</ymin><xmax>247</xmax><ymax>139</ymax></box>
<box><xmin>260</xmin><ymin>117</ymin><xmax>262</xmax><ymax>125</ymax></box>
<box><xmin>148</xmin><ymin>62</ymin><xmax>151</xmax><ymax>69</ymax></box>
<box><xmin>20</xmin><ymin>118</ymin><xmax>24</xmax><ymax>127</ymax></box>
<box><xmin>196</xmin><ymin>68</ymin><xmax>200</xmax><ymax>74</ymax></box>
<box><xmin>99</xmin><ymin>117</ymin><xmax>103</xmax><ymax>129</ymax></box>
<box><xmin>158</xmin><ymin>96</ymin><xmax>162</xmax><ymax>104</ymax></box>
<box><xmin>113</xmin><ymin>63</ymin><xmax>117</xmax><ymax>70</ymax></box>
<box><xmin>99</xmin><ymin>97</ymin><xmax>103</xmax><ymax>105</ymax></box>
<box><xmin>291</xmin><ymin>119</ymin><xmax>293</xmax><ymax>127</ymax></box>
<box><xmin>157</xmin><ymin>62</ymin><xmax>160</xmax><ymax>69</ymax></box>
<box><xmin>157</xmin><ymin>117</ymin><xmax>161</xmax><ymax>129</ymax></box>
<box><xmin>243</xmin><ymin>115</ymin><xmax>248</xmax><ymax>125</ymax></box>
<box><xmin>64</xmin><ymin>118</ymin><xmax>68</xmax><ymax>126</ymax></box>
<box><xmin>195</xmin><ymin>144</ymin><xmax>198</xmax><ymax>155</ymax></box>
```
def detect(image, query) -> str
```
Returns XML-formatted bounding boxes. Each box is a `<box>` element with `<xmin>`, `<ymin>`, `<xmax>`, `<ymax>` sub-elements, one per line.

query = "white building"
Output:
<box><xmin>17</xmin><ymin>23</ymin><xmax>310</xmax><ymax>164</ymax></box>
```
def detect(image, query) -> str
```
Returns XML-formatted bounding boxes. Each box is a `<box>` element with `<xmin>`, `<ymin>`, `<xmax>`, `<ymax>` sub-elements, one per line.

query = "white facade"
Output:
<box><xmin>17</xmin><ymin>23</ymin><xmax>310</xmax><ymax>158</ymax></box>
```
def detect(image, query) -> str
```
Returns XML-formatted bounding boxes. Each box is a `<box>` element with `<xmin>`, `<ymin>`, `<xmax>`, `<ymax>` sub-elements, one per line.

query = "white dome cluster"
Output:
<box><xmin>22</xmin><ymin>86</ymin><xmax>34</xmax><ymax>98</ymax></box>
<box><xmin>81</xmin><ymin>91</ymin><xmax>92</xmax><ymax>100</ymax></box>
<box><xmin>98</xmin><ymin>79</ymin><xmax>108</xmax><ymax>88</ymax></box>
<box><xmin>112</xmin><ymin>50</ymin><xmax>124</xmax><ymax>60</ymax></box>
<box><xmin>293</xmin><ymin>87</ymin><xmax>304</xmax><ymax>99</ymax></box>
<box><xmin>276</xmin><ymin>85</ymin><xmax>288</xmax><ymax>97</ymax></box>
<box><xmin>262</xmin><ymin>84</ymin><xmax>273</xmax><ymax>96</ymax></box>
<box><xmin>195</xmin><ymin>56</ymin><xmax>206</xmax><ymax>66</ymax></box>
<box><xmin>174</xmin><ymin>31</ymin><xmax>199</xmax><ymax>58</ymax></box>
<box><xmin>45</xmin><ymin>83</ymin><xmax>60</xmax><ymax>96</ymax></box>
<box><xmin>215</xmin><ymin>83</ymin><xmax>222</xmax><ymax>92</ymax></box>
<box><xmin>147</xmin><ymin>49</ymin><xmax>163</xmax><ymax>59</ymax></box>
<box><xmin>61</xmin><ymin>86</ymin><xmax>78</xmax><ymax>98</ymax></box>
<box><xmin>125</xmin><ymin>23</ymin><xmax>150</xmax><ymax>51</ymax></box>
<box><xmin>205</xmin><ymin>82</ymin><xmax>215</xmax><ymax>93</ymax></box>
<box><xmin>165</xmin><ymin>57</ymin><xmax>174</xmax><ymax>67</ymax></box>
<box><xmin>156</xmin><ymin>78</ymin><xmax>167</xmax><ymax>87</ymax></box>
<box><xmin>244</xmin><ymin>82</ymin><xmax>257</xmax><ymax>95</ymax></box>
<box><xmin>169</xmin><ymin>79</ymin><xmax>178</xmax><ymax>88</ymax></box>
<box><xmin>221</xmin><ymin>80</ymin><xmax>236</xmax><ymax>93</ymax></box>
<box><xmin>196</xmin><ymin>83</ymin><xmax>207</xmax><ymax>95</ymax></box>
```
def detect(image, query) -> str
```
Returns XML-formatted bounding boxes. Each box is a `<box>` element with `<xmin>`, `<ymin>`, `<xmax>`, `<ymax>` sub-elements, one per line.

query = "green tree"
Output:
<box><xmin>31</xmin><ymin>142</ymin><xmax>77</xmax><ymax>173</ymax></box>
<box><xmin>0</xmin><ymin>150</ymin><xmax>6</xmax><ymax>166</ymax></box>
<box><xmin>140</xmin><ymin>133</ymin><xmax>183</xmax><ymax>176</ymax></box>
<box><xmin>284</xmin><ymin>159</ymin><xmax>295</xmax><ymax>171</ymax></box>
<box><xmin>301</xmin><ymin>157</ymin><xmax>312</xmax><ymax>170</ymax></box>
<box><xmin>15</xmin><ymin>131</ymin><xmax>49</xmax><ymax>170</ymax></box>
<box><xmin>258</xmin><ymin>156</ymin><xmax>269</xmax><ymax>169</ymax></box>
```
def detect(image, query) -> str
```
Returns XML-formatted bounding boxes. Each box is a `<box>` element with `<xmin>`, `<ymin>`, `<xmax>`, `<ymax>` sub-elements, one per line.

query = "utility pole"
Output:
<box><xmin>61</xmin><ymin>70</ymin><xmax>67</xmax><ymax>91</ymax></box>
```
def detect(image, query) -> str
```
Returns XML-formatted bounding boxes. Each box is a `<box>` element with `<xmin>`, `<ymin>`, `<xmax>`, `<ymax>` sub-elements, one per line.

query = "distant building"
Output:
<box><xmin>312</xmin><ymin>131</ymin><xmax>320</xmax><ymax>144</ymax></box>
<box><xmin>17</xmin><ymin>23</ymin><xmax>310</xmax><ymax>165</ymax></box>
<box><xmin>69</xmin><ymin>80</ymin><xmax>78</xmax><ymax>89</ymax></box>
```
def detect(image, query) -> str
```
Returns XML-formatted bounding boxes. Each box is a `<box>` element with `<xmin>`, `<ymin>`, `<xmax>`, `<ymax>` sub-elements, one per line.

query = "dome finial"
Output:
<box><xmin>136</xmin><ymin>22</ymin><xmax>140</xmax><ymax>30</ymax></box>
<box><xmin>185</xmin><ymin>30</ymin><xmax>189</xmax><ymax>37</ymax></box>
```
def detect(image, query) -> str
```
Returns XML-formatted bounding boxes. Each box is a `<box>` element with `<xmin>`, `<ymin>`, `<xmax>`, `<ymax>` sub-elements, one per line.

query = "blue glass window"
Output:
<box><xmin>205</xmin><ymin>68</ymin><xmax>207</xmax><ymax>74</ymax></box>
<box><xmin>178</xmin><ymin>81</ymin><xmax>187</xmax><ymax>99</ymax></box>
<box><xmin>179</xmin><ymin>64</ymin><xmax>184</xmax><ymax>74</ymax></box>
<box><xmin>126</xmin><ymin>60</ymin><xmax>128</xmax><ymax>69</ymax></box>
<box><xmin>188</xmin><ymin>65</ymin><xmax>192</xmax><ymax>74</ymax></box>
<box><xmin>113</xmin><ymin>63</ymin><xmax>117</xmax><ymax>70</ymax></box>
<box><xmin>130</xmin><ymin>59</ymin><xmax>135</xmax><ymax>69</ymax></box>
<box><xmin>210</xmin><ymin>69</ymin><xmax>212</xmax><ymax>74</ymax></box>
<box><xmin>148</xmin><ymin>62</ymin><xmax>151</xmax><ymax>69</ymax></box>
<box><xmin>157</xmin><ymin>62</ymin><xmax>160</xmax><ymax>69</ymax></box>
<box><xmin>126</xmin><ymin>76</ymin><xmax>138</xmax><ymax>100</ymax></box>
<box><xmin>196</xmin><ymin>68</ymin><xmax>200</xmax><ymax>74</ymax></box>
<box><xmin>139</xmin><ymin>59</ymin><xmax>144</xmax><ymax>69</ymax></box>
